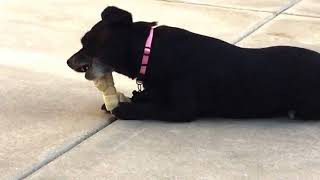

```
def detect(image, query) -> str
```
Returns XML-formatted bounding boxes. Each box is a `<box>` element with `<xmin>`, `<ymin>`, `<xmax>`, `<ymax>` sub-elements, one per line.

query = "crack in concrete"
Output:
<box><xmin>233</xmin><ymin>0</ymin><xmax>303</xmax><ymax>44</ymax></box>
<box><xmin>13</xmin><ymin>117</ymin><xmax>117</xmax><ymax>180</ymax></box>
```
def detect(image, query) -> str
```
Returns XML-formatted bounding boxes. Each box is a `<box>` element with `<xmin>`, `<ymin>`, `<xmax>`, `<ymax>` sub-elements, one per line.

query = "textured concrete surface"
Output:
<box><xmin>0</xmin><ymin>0</ymin><xmax>107</xmax><ymax>58</ymax></box>
<box><xmin>28</xmin><ymin>120</ymin><xmax>320</xmax><ymax>179</ymax></box>
<box><xmin>238</xmin><ymin>14</ymin><xmax>320</xmax><ymax>51</ymax></box>
<box><xmin>159</xmin><ymin>0</ymin><xmax>298</xmax><ymax>12</ymax></box>
<box><xmin>1</xmin><ymin>0</ymin><xmax>320</xmax><ymax>179</ymax></box>
<box><xmin>0</xmin><ymin>63</ymin><xmax>113</xmax><ymax>179</ymax></box>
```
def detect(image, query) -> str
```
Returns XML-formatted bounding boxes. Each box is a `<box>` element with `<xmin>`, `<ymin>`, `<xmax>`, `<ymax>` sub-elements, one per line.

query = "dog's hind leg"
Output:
<box><xmin>295</xmin><ymin>89</ymin><xmax>320</xmax><ymax>120</ymax></box>
<box><xmin>296</xmin><ymin>109</ymin><xmax>320</xmax><ymax>120</ymax></box>
<box><xmin>295</xmin><ymin>103</ymin><xmax>320</xmax><ymax>120</ymax></box>
<box><xmin>295</xmin><ymin>55</ymin><xmax>320</xmax><ymax>120</ymax></box>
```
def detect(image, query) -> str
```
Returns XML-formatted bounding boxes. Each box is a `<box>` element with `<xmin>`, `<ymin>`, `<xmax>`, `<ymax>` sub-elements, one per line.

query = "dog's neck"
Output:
<box><xmin>125</xmin><ymin>22</ymin><xmax>156</xmax><ymax>79</ymax></box>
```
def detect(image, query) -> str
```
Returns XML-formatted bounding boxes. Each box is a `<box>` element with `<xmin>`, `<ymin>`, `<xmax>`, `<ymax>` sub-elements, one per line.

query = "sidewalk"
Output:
<box><xmin>1</xmin><ymin>0</ymin><xmax>320</xmax><ymax>179</ymax></box>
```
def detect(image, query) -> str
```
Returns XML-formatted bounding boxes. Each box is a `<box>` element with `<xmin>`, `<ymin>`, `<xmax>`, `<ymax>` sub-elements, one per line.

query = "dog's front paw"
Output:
<box><xmin>112</xmin><ymin>103</ymin><xmax>138</xmax><ymax>120</ymax></box>
<box><xmin>131</xmin><ymin>90</ymin><xmax>150</xmax><ymax>103</ymax></box>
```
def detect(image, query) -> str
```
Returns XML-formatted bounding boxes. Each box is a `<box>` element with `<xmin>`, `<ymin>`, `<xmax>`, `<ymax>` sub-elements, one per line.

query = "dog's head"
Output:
<box><xmin>67</xmin><ymin>6</ymin><xmax>133</xmax><ymax>80</ymax></box>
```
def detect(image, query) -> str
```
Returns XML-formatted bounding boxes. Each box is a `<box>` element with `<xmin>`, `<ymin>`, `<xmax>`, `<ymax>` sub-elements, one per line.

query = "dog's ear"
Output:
<box><xmin>101</xmin><ymin>6</ymin><xmax>133</xmax><ymax>25</ymax></box>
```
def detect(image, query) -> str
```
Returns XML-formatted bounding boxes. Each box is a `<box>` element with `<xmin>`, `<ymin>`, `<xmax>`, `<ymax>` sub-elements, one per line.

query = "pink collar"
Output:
<box><xmin>137</xmin><ymin>27</ymin><xmax>154</xmax><ymax>90</ymax></box>
<box><xmin>139</xmin><ymin>27</ymin><xmax>154</xmax><ymax>75</ymax></box>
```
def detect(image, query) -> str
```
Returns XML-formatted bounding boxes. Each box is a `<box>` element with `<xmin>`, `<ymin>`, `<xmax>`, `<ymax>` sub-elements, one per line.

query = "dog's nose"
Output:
<box><xmin>67</xmin><ymin>60</ymin><xmax>72</xmax><ymax>67</ymax></box>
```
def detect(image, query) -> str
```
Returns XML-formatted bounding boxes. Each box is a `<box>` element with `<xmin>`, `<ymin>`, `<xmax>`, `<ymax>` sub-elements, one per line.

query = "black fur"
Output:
<box><xmin>67</xmin><ymin>6</ymin><xmax>320</xmax><ymax>122</ymax></box>
<box><xmin>101</xmin><ymin>6</ymin><xmax>133</xmax><ymax>25</ymax></box>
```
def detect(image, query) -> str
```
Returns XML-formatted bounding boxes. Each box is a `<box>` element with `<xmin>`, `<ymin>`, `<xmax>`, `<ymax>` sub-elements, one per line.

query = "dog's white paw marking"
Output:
<box><xmin>288</xmin><ymin>110</ymin><xmax>296</xmax><ymax>120</ymax></box>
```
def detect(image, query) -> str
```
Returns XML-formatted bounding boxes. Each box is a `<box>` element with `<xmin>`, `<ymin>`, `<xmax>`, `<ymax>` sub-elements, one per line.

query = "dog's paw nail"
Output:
<box><xmin>101</xmin><ymin>104</ymin><xmax>111</xmax><ymax>114</ymax></box>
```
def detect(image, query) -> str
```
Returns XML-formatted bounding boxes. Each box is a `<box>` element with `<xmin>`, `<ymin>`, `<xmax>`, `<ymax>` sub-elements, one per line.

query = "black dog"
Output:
<box><xmin>67</xmin><ymin>6</ymin><xmax>320</xmax><ymax>122</ymax></box>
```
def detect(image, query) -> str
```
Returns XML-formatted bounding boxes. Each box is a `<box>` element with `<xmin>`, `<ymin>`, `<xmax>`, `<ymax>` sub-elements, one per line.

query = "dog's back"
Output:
<box><xmin>147</xmin><ymin>26</ymin><xmax>320</xmax><ymax>119</ymax></box>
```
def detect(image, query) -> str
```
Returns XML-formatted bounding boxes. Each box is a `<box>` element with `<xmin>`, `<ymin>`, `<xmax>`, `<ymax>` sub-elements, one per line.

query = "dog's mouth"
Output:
<box><xmin>75</xmin><ymin>64</ymin><xmax>90</xmax><ymax>73</ymax></box>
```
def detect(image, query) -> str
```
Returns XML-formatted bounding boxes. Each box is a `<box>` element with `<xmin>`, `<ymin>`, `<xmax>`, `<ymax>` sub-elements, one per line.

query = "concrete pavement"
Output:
<box><xmin>28</xmin><ymin>120</ymin><xmax>320</xmax><ymax>180</ymax></box>
<box><xmin>1</xmin><ymin>0</ymin><xmax>320</xmax><ymax>179</ymax></box>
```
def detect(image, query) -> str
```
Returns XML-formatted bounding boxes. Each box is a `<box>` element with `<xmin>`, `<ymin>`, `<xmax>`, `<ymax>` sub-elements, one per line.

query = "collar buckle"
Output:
<box><xmin>136</xmin><ymin>80</ymin><xmax>143</xmax><ymax>92</ymax></box>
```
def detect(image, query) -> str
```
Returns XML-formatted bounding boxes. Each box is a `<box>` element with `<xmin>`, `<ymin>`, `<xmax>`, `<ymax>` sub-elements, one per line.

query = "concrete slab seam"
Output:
<box><xmin>233</xmin><ymin>0</ymin><xmax>303</xmax><ymax>45</ymax></box>
<box><xmin>13</xmin><ymin>117</ymin><xmax>117</xmax><ymax>180</ymax></box>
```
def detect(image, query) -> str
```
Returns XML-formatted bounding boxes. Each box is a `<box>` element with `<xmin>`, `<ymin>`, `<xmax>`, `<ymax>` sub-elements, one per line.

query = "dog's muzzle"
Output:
<box><xmin>66</xmin><ymin>50</ymin><xmax>92</xmax><ymax>73</ymax></box>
